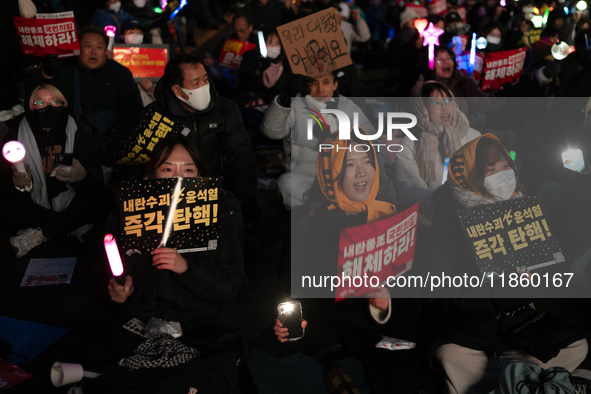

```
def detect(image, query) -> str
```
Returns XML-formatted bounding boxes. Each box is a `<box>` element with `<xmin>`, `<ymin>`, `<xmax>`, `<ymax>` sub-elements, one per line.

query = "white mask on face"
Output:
<box><xmin>267</xmin><ymin>46</ymin><xmax>281</xmax><ymax>59</ymax></box>
<box><xmin>124</xmin><ymin>33</ymin><xmax>144</xmax><ymax>44</ymax></box>
<box><xmin>109</xmin><ymin>1</ymin><xmax>121</xmax><ymax>12</ymax></box>
<box><xmin>133</xmin><ymin>0</ymin><xmax>146</xmax><ymax>7</ymax></box>
<box><xmin>176</xmin><ymin>84</ymin><xmax>211</xmax><ymax>111</ymax></box>
<box><xmin>484</xmin><ymin>169</ymin><xmax>516</xmax><ymax>200</ymax></box>
<box><xmin>486</xmin><ymin>35</ymin><xmax>501</xmax><ymax>45</ymax></box>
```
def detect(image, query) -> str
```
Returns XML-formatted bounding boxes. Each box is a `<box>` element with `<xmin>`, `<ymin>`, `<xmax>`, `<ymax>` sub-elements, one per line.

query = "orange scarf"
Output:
<box><xmin>316</xmin><ymin>130</ymin><xmax>396</xmax><ymax>223</ymax></box>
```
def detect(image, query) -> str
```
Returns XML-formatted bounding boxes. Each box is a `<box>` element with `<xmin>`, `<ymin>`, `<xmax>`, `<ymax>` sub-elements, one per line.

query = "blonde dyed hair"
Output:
<box><xmin>29</xmin><ymin>84</ymin><xmax>68</xmax><ymax>110</ymax></box>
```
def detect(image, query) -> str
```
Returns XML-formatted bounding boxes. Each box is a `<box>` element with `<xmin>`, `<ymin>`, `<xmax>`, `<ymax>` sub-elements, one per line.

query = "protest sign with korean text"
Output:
<box><xmin>113</xmin><ymin>45</ymin><xmax>168</xmax><ymax>78</ymax></box>
<box><xmin>277</xmin><ymin>8</ymin><xmax>352</xmax><ymax>78</ymax></box>
<box><xmin>335</xmin><ymin>203</ymin><xmax>419</xmax><ymax>299</ymax></box>
<box><xmin>456</xmin><ymin>196</ymin><xmax>565</xmax><ymax>275</ymax></box>
<box><xmin>480</xmin><ymin>47</ymin><xmax>527</xmax><ymax>91</ymax></box>
<box><xmin>457</xmin><ymin>7</ymin><xmax>467</xmax><ymax>21</ymax></box>
<box><xmin>109</xmin><ymin>107</ymin><xmax>190</xmax><ymax>165</ymax></box>
<box><xmin>13</xmin><ymin>13</ymin><xmax>79</xmax><ymax>57</ymax></box>
<box><xmin>518</xmin><ymin>29</ymin><xmax>542</xmax><ymax>47</ymax></box>
<box><xmin>218</xmin><ymin>39</ymin><xmax>256</xmax><ymax>68</ymax></box>
<box><xmin>119</xmin><ymin>177</ymin><xmax>222</xmax><ymax>255</ymax></box>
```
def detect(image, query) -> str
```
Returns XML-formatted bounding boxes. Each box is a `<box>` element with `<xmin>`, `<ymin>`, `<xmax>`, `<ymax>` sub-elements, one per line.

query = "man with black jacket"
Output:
<box><xmin>30</xmin><ymin>25</ymin><xmax>144</xmax><ymax>141</ymax></box>
<box><xmin>145</xmin><ymin>54</ymin><xmax>259</xmax><ymax>228</ymax></box>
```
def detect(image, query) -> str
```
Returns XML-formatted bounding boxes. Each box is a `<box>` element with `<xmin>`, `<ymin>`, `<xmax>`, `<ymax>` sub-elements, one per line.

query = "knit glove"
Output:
<box><xmin>278</xmin><ymin>74</ymin><xmax>315</xmax><ymax>107</ymax></box>
<box><xmin>56</xmin><ymin>158</ymin><xmax>87</xmax><ymax>183</ymax></box>
<box><xmin>13</xmin><ymin>164</ymin><xmax>32</xmax><ymax>191</ymax></box>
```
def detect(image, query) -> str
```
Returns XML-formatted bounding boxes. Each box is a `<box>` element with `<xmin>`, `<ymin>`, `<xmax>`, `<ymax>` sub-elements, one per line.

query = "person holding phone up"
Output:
<box><xmin>247</xmin><ymin>130</ymin><xmax>434</xmax><ymax>394</ymax></box>
<box><xmin>0</xmin><ymin>82</ymin><xmax>114</xmax><ymax>258</ymax></box>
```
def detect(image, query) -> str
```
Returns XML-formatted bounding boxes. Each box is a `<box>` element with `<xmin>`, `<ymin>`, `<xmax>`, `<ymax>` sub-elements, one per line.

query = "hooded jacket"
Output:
<box><xmin>423</xmin><ymin>135</ymin><xmax>589</xmax><ymax>364</ymax></box>
<box><xmin>145</xmin><ymin>79</ymin><xmax>257</xmax><ymax>206</ymax></box>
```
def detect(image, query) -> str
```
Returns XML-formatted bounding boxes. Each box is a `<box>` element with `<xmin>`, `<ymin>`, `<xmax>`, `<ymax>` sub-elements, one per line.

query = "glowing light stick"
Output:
<box><xmin>170</xmin><ymin>0</ymin><xmax>187</xmax><ymax>19</ymax></box>
<box><xmin>258</xmin><ymin>31</ymin><xmax>267</xmax><ymax>58</ymax></box>
<box><xmin>469</xmin><ymin>33</ymin><xmax>477</xmax><ymax>75</ymax></box>
<box><xmin>562</xmin><ymin>149</ymin><xmax>585</xmax><ymax>173</ymax></box>
<box><xmin>500</xmin><ymin>0</ymin><xmax>506</xmax><ymax>6</ymax></box>
<box><xmin>476</xmin><ymin>37</ymin><xmax>488</xmax><ymax>50</ymax></box>
<box><xmin>442</xmin><ymin>157</ymin><xmax>449</xmax><ymax>185</ymax></box>
<box><xmin>104</xmin><ymin>234</ymin><xmax>125</xmax><ymax>283</ymax></box>
<box><xmin>542</xmin><ymin>7</ymin><xmax>550</xmax><ymax>26</ymax></box>
<box><xmin>420</xmin><ymin>22</ymin><xmax>444</xmax><ymax>70</ymax></box>
<box><xmin>509</xmin><ymin>150</ymin><xmax>517</xmax><ymax>161</ymax></box>
<box><xmin>159</xmin><ymin>177</ymin><xmax>183</xmax><ymax>248</ymax></box>
<box><xmin>551</xmin><ymin>41</ymin><xmax>570</xmax><ymax>60</ymax></box>
<box><xmin>577</xmin><ymin>0</ymin><xmax>587</xmax><ymax>11</ymax></box>
<box><xmin>105</xmin><ymin>25</ymin><xmax>116</xmax><ymax>51</ymax></box>
<box><xmin>2</xmin><ymin>141</ymin><xmax>26</xmax><ymax>173</ymax></box>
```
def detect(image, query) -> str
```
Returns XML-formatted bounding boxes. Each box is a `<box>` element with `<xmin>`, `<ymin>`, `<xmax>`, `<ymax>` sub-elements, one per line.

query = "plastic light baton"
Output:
<box><xmin>258</xmin><ymin>31</ymin><xmax>268</xmax><ymax>58</ymax></box>
<box><xmin>469</xmin><ymin>33</ymin><xmax>477</xmax><ymax>75</ymax></box>
<box><xmin>562</xmin><ymin>149</ymin><xmax>585</xmax><ymax>173</ymax></box>
<box><xmin>104</xmin><ymin>234</ymin><xmax>126</xmax><ymax>284</ymax></box>
<box><xmin>420</xmin><ymin>22</ymin><xmax>444</xmax><ymax>70</ymax></box>
<box><xmin>2</xmin><ymin>141</ymin><xmax>26</xmax><ymax>173</ymax></box>
<box><xmin>105</xmin><ymin>25</ymin><xmax>116</xmax><ymax>51</ymax></box>
<box><xmin>442</xmin><ymin>157</ymin><xmax>449</xmax><ymax>185</ymax></box>
<box><xmin>159</xmin><ymin>177</ymin><xmax>183</xmax><ymax>248</ymax></box>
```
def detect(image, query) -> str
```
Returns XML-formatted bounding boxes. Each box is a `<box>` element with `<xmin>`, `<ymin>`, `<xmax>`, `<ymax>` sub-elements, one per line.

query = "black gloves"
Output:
<box><xmin>42</xmin><ymin>54</ymin><xmax>63</xmax><ymax>77</ymax></box>
<box><xmin>278</xmin><ymin>74</ymin><xmax>315</xmax><ymax>107</ymax></box>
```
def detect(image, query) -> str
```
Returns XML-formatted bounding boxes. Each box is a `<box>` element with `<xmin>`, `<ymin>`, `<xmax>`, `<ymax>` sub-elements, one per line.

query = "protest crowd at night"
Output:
<box><xmin>2</xmin><ymin>0</ymin><xmax>591</xmax><ymax>392</ymax></box>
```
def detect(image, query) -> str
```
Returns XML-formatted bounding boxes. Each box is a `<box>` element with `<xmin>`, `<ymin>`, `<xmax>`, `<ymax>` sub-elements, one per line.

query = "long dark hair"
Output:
<box><xmin>146</xmin><ymin>134</ymin><xmax>206</xmax><ymax>179</ymax></box>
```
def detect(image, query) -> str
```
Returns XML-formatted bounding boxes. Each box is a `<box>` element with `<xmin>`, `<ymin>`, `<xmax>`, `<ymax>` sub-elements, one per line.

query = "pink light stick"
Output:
<box><xmin>420</xmin><ymin>22</ymin><xmax>444</xmax><ymax>70</ymax></box>
<box><xmin>2</xmin><ymin>141</ymin><xmax>26</xmax><ymax>173</ymax></box>
<box><xmin>105</xmin><ymin>25</ymin><xmax>116</xmax><ymax>51</ymax></box>
<box><xmin>104</xmin><ymin>234</ymin><xmax>125</xmax><ymax>282</ymax></box>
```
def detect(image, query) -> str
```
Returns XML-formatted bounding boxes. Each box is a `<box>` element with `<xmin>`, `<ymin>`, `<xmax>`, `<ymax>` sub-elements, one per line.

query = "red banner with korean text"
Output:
<box><xmin>218</xmin><ymin>39</ymin><xmax>256</xmax><ymax>68</ymax></box>
<box><xmin>335</xmin><ymin>203</ymin><xmax>419</xmax><ymax>299</ymax></box>
<box><xmin>13</xmin><ymin>14</ymin><xmax>79</xmax><ymax>57</ymax></box>
<box><xmin>480</xmin><ymin>47</ymin><xmax>527</xmax><ymax>91</ymax></box>
<box><xmin>113</xmin><ymin>46</ymin><xmax>168</xmax><ymax>78</ymax></box>
<box><xmin>426</xmin><ymin>0</ymin><xmax>447</xmax><ymax>15</ymax></box>
<box><xmin>457</xmin><ymin>7</ymin><xmax>467</xmax><ymax>21</ymax></box>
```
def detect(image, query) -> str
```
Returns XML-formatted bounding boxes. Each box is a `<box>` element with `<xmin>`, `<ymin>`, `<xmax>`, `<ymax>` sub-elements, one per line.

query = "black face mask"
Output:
<box><xmin>32</xmin><ymin>106</ymin><xmax>67</xmax><ymax>128</ymax></box>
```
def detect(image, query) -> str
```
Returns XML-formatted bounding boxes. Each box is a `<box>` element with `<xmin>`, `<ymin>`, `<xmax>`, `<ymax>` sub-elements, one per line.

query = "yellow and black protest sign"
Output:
<box><xmin>109</xmin><ymin>108</ymin><xmax>191</xmax><ymax>165</ymax></box>
<box><xmin>119</xmin><ymin>177</ymin><xmax>222</xmax><ymax>254</ymax></box>
<box><xmin>456</xmin><ymin>196</ymin><xmax>565</xmax><ymax>275</ymax></box>
<box><xmin>518</xmin><ymin>29</ymin><xmax>542</xmax><ymax>48</ymax></box>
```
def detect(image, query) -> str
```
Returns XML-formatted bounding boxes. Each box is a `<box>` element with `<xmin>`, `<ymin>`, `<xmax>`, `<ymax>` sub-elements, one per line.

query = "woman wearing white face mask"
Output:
<box><xmin>478</xmin><ymin>21</ymin><xmax>504</xmax><ymax>54</ymax></box>
<box><xmin>422</xmin><ymin>133</ymin><xmax>589</xmax><ymax>394</ymax></box>
<box><xmin>237</xmin><ymin>30</ymin><xmax>292</xmax><ymax>103</ymax></box>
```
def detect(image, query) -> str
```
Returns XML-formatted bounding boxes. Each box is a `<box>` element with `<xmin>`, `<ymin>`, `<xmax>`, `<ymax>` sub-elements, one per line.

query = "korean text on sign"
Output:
<box><xmin>13</xmin><ymin>15</ymin><xmax>80</xmax><ymax>57</ymax></box>
<box><xmin>480</xmin><ymin>47</ymin><xmax>527</xmax><ymax>91</ymax></box>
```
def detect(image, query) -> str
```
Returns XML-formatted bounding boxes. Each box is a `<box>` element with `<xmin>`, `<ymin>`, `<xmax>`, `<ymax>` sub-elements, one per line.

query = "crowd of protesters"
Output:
<box><xmin>2</xmin><ymin>0</ymin><xmax>591</xmax><ymax>392</ymax></box>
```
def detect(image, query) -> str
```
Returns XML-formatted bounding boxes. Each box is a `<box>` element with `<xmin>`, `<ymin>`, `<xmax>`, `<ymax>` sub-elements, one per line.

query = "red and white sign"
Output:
<box><xmin>335</xmin><ymin>203</ymin><xmax>419</xmax><ymax>299</ymax></box>
<box><xmin>406</xmin><ymin>4</ymin><xmax>428</xmax><ymax>19</ymax></box>
<box><xmin>13</xmin><ymin>14</ymin><xmax>79</xmax><ymax>58</ymax></box>
<box><xmin>218</xmin><ymin>39</ymin><xmax>256</xmax><ymax>68</ymax></box>
<box><xmin>480</xmin><ymin>47</ymin><xmax>527</xmax><ymax>91</ymax></box>
<box><xmin>457</xmin><ymin>7</ymin><xmax>467</xmax><ymax>21</ymax></box>
<box><xmin>427</xmin><ymin>0</ymin><xmax>447</xmax><ymax>15</ymax></box>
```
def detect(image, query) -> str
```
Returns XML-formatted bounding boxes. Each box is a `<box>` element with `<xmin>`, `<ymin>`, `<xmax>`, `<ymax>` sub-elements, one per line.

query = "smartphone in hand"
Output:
<box><xmin>278</xmin><ymin>301</ymin><xmax>304</xmax><ymax>341</ymax></box>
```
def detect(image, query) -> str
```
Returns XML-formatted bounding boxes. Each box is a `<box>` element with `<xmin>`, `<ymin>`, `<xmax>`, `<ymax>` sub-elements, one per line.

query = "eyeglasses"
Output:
<box><xmin>430</xmin><ymin>98</ymin><xmax>455</xmax><ymax>108</ymax></box>
<box><xmin>34</xmin><ymin>99</ymin><xmax>64</xmax><ymax>108</ymax></box>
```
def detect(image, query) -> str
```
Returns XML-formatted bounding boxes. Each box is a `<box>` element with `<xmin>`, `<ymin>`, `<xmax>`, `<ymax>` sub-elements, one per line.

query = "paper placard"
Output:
<box><xmin>406</xmin><ymin>4</ymin><xmax>428</xmax><ymax>19</ymax></box>
<box><xmin>336</xmin><ymin>203</ymin><xmax>419</xmax><ymax>299</ymax></box>
<box><xmin>13</xmin><ymin>15</ymin><xmax>79</xmax><ymax>58</ymax></box>
<box><xmin>277</xmin><ymin>8</ymin><xmax>352</xmax><ymax>78</ymax></box>
<box><xmin>427</xmin><ymin>0</ymin><xmax>447</xmax><ymax>15</ymax></box>
<box><xmin>456</xmin><ymin>196</ymin><xmax>566</xmax><ymax>275</ymax></box>
<box><xmin>119</xmin><ymin>177</ymin><xmax>222</xmax><ymax>256</ymax></box>
<box><xmin>218</xmin><ymin>39</ymin><xmax>256</xmax><ymax>68</ymax></box>
<box><xmin>113</xmin><ymin>45</ymin><xmax>168</xmax><ymax>78</ymax></box>
<box><xmin>20</xmin><ymin>258</ymin><xmax>77</xmax><ymax>287</ymax></box>
<box><xmin>480</xmin><ymin>47</ymin><xmax>527</xmax><ymax>91</ymax></box>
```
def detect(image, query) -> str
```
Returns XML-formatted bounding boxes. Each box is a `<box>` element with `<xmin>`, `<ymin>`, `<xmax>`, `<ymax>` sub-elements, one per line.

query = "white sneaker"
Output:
<box><xmin>10</xmin><ymin>228</ymin><xmax>47</xmax><ymax>258</ymax></box>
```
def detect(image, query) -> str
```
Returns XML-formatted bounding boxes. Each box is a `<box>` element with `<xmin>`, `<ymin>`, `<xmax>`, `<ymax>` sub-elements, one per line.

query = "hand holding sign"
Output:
<box><xmin>151</xmin><ymin>247</ymin><xmax>188</xmax><ymax>274</ymax></box>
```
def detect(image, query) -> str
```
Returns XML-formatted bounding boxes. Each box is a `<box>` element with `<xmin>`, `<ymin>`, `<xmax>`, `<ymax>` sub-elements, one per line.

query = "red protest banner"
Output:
<box><xmin>113</xmin><ymin>46</ymin><xmax>168</xmax><ymax>78</ymax></box>
<box><xmin>427</xmin><ymin>0</ymin><xmax>447</xmax><ymax>15</ymax></box>
<box><xmin>457</xmin><ymin>7</ymin><xmax>467</xmax><ymax>21</ymax></box>
<box><xmin>480</xmin><ymin>47</ymin><xmax>527</xmax><ymax>91</ymax></box>
<box><xmin>406</xmin><ymin>4</ymin><xmax>428</xmax><ymax>18</ymax></box>
<box><xmin>13</xmin><ymin>15</ymin><xmax>79</xmax><ymax>58</ymax></box>
<box><xmin>335</xmin><ymin>203</ymin><xmax>419</xmax><ymax>299</ymax></box>
<box><xmin>218</xmin><ymin>39</ymin><xmax>256</xmax><ymax>68</ymax></box>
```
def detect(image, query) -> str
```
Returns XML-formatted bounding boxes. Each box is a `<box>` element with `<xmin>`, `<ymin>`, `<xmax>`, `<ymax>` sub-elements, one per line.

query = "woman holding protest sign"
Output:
<box><xmin>247</xmin><ymin>130</ymin><xmax>434</xmax><ymax>394</ymax></box>
<box><xmin>78</xmin><ymin>134</ymin><xmax>247</xmax><ymax>392</ymax></box>
<box><xmin>422</xmin><ymin>134</ymin><xmax>589</xmax><ymax>394</ymax></box>
<box><xmin>395</xmin><ymin>81</ymin><xmax>481</xmax><ymax>223</ymax></box>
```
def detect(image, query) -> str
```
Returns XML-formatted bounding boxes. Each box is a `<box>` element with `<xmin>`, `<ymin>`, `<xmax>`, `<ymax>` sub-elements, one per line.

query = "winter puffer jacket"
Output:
<box><xmin>144</xmin><ymin>80</ymin><xmax>257</xmax><ymax>206</ymax></box>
